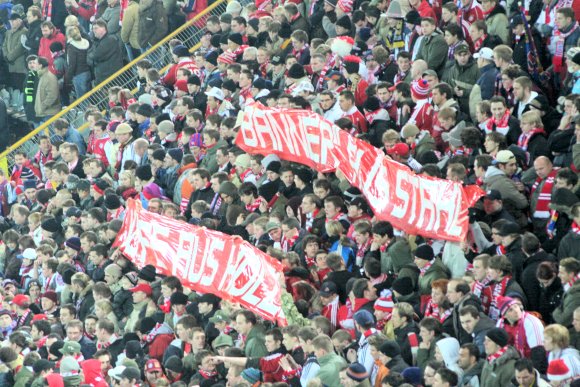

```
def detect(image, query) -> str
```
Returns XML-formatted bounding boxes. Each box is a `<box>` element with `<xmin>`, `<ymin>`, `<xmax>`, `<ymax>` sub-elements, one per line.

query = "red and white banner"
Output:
<box><xmin>235</xmin><ymin>103</ymin><xmax>484</xmax><ymax>242</ymax></box>
<box><xmin>113</xmin><ymin>199</ymin><xmax>287</xmax><ymax>325</ymax></box>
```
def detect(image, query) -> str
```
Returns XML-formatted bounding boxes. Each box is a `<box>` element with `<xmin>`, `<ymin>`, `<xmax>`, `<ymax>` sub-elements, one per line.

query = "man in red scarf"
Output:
<box><xmin>496</xmin><ymin>296</ymin><xmax>547</xmax><ymax>373</ymax></box>
<box><xmin>530</xmin><ymin>156</ymin><xmax>558</xmax><ymax>240</ymax></box>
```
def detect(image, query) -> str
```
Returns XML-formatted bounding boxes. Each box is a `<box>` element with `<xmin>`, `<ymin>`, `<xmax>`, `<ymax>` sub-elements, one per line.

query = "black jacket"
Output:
<box><xmin>184</xmin><ymin>184</ymin><xmax>215</xmax><ymax>220</ymax></box>
<box><xmin>394</xmin><ymin>321</ymin><xmax>420</xmax><ymax>366</ymax></box>
<box><xmin>538</xmin><ymin>276</ymin><xmax>563</xmax><ymax>324</ymax></box>
<box><xmin>504</xmin><ymin>237</ymin><xmax>526</xmax><ymax>285</ymax></box>
<box><xmin>452</xmin><ymin>294</ymin><xmax>482</xmax><ymax>344</ymax></box>
<box><xmin>87</xmin><ymin>32</ymin><xmax>124</xmax><ymax>84</ymax></box>
<box><xmin>25</xmin><ymin>19</ymin><xmax>42</xmax><ymax>55</ymax></box>
<box><xmin>386</xmin><ymin>355</ymin><xmax>409</xmax><ymax>374</ymax></box>
<box><xmin>521</xmin><ymin>250</ymin><xmax>555</xmax><ymax>313</ymax></box>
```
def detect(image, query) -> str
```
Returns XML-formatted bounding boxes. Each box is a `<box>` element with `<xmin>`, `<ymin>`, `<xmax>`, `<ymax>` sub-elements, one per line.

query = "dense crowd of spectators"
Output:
<box><xmin>1</xmin><ymin>0</ymin><xmax>580</xmax><ymax>386</ymax></box>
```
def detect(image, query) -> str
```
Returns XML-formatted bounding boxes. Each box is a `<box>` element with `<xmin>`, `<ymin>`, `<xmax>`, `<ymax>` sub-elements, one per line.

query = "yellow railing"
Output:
<box><xmin>1</xmin><ymin>0</ymin><xmax>230</xmax><ymax>169</ymax></box>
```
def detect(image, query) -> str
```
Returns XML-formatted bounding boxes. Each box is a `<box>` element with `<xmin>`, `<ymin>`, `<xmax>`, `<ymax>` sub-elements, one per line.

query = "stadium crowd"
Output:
<box><xmin>1</xmin><ymin>0</ymin><xmax>580</xmax><ymax>385</ymax></box>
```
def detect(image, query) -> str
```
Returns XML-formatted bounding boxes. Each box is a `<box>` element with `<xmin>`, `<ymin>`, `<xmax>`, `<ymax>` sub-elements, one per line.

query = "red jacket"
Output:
<box><xmin>38</xmin><ymin>30</ymin><xmax>66</xmax><ymax>74</ymax></box>
<box><xmin>147</xmin><ymin>333</ymin><xmax>175</xmax><ymax>362</ymax></box>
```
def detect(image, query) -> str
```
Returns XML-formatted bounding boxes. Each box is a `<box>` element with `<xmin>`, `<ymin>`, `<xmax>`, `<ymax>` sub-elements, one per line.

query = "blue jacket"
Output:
<box><xmin>477</xmin><ymin>63</ymin><xmax>498</xmax><ymax>100</ymax></box>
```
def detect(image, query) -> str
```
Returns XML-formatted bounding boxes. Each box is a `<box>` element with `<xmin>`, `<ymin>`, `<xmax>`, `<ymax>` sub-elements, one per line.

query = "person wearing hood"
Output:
<box><xmin>442</xmin><ymin>43</ymin><xmax>480</xmax><ymax>116</ymax></box>
<box><xmin>137</xmin><ymin>317</ymin><xmax>174</xmax><ymax>363</ymax></box>
<box><xmin>64</xmin><ymin>25</ymin><xmax>91</xmax><ymax>100</ymax></box>
<box><xmin>435</xmin><ymin>337</ymin><xmax>464</xmax><ymax>379</ymax></box>
<box><xmin>458</xmin><ymin>343</ymin><xmax>485</xmax><ymax>387</ymax></box>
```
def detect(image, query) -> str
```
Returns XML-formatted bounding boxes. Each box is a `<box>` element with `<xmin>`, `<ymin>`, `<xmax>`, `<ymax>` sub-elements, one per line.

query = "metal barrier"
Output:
<box><xmin>0</xmin><ymin>0</ymin><xmax>229</xmax><ymax>170</ymax></box>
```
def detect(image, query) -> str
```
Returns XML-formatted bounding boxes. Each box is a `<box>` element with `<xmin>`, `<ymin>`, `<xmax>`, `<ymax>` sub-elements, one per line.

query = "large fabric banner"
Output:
<box><xmin>113</xmin><ymin>199</ymin><xmax>287</xmax><ymax>325</ymax></box>
<box><xmin>235</xmin><ymin>103</ymin><xmax>484</xmax><ymax>242</ymax></box>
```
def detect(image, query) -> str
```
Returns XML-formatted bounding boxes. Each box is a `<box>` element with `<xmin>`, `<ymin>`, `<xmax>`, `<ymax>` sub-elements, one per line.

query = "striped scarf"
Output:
<box><xmin>424</xmin><ymin>299</ymin><xmax>452</xmax><ymax>323</ymax></box>
<box><xmin>564</xmin><ymin>272</ymin><xmax>580</xmax><ymax>292</ymax></box>
<box><xmin>517</xmin><ymin>128</ymin><xmax>545</xmax><ymax>151</ymax></box>
<box><xmin>471</xmin><ymin>276</ymin><xmax>490</xmax><ymax>297</ymax></box>
<box><xmin>554</xmin><ymin>21</ymin><xmax>579</xmax><ymax>72</ymax></box>
<box><xmin>420</xmin><ymin>259</ymin><xmax>435</xmax><ymax>277</ymax></box>
<box><xmin>245</xmin><ymin>196</ymin><xmax>265</xmax><ymax>213</ymax></box>
<box><xmin>487</xmin><ymin>345</ymin><xmax>508</xmax><ymax>363</ymax></box>
<box><xmin>531</xmin><ymin>169</ymin><xmax>558</xmax><ymax>218</ymax></box>
<box><xmin>42</xmin><ymin>0</ymin><xmax>52</xmax><ymax>20</ymax></box>
<box><xmin>489</xmin><ymin>276</ymin><xmax>511</xmax><ymax>320</ymax></box>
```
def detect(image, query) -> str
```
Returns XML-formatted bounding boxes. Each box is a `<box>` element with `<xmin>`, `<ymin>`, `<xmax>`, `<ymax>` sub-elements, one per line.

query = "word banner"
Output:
<box><xmin>114</xmin><ymin>199</ymin><xmax>287</xmax><ymax>325</ymax></box>
<box><xmin>236</xmin><ymin>103</ymin><xmax>484</xmax><ymax>241</ymax></box>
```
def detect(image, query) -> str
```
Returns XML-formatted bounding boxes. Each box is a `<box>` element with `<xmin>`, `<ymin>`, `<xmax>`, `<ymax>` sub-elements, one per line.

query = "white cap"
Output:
<box><xmin>108</xmin><ymin>366</ymin><xmax>126</xmax><ymax>381</ymax></box>
<box><xmin>473</xmin><ymin>47</ymin><xmax>494</xmax><ymax>61</ymax></box>
<box><xmin>18</xmin><ymin>248</ymin><xmax>37</xmax><ymax>260</ymax></box>
<box><xmin>205</xmin><ymin>87</ymin><xmax>224</xmax><ymax>101</ymax></box>
<box><xmin>292</xmin><ymin>80</ymin><xmax>315</xmax><ymax>96</ymax></box>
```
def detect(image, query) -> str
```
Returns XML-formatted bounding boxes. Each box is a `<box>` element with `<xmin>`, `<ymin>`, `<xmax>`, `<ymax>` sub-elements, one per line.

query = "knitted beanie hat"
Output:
<box><xmin>411</xmin><ymin>79</ymin><xmax>430</xmax><ymax>100</ymax></box>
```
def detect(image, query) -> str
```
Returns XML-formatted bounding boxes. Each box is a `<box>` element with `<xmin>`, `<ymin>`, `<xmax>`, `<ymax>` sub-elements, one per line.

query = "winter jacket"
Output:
<box><xmin>483</xmin><ymin>166</ymin><xmax>528</xmax><ymax>214</ymax></box>
<box><xmin>376</xmin><ymin>237</ymin><xmax>413</xmax><ymax>276</ymax></box>
<box><xmin>394</xmin><ymin>321</ymin><xmax>420</xmax><ymax>366</ymax></box>
<box><xmin>199</xmin><ymin>139</ymin><xmax>228</xmax><ymax>174</ymax></box>
<box><xmin>558</xmin><ymin>230</ymin><xmax>580</xmax><ymax>261</ymax></box>
<box><xmin>24</xmin><ymin>20</ymin><xmax>42</xmax><ymax>56</ymax></box>
<box><xmin>460</xmin><ymin>359</ymin><xmax>484</xmax><ymax>387</ymax></box>
<box><xmin>245</xmin><ymin>325</ymin><xmax>268</xmax><ymax>358</ymax></box>
<box><xmin>38</xmin><ymin>29</ymin><xmax>66</xmax><ymax>72</ymax></box>
<box><xmin>553</xmin><ymin>281</ymin><xmax>580</xmax><ymax>327</ymax></box>
<box><xmin>145</xmin><ymin>323</ymin><xmax>174</xmax><ymax>362</ymax></box>
<box><xmin>66</xmin><ymin>38</ymin><xmax>91</xmax><ymax>81</ymax></box>
<box><xmin>121</xmin><ymin>1</ymin><xmax>140</xmax><ymax>48</ymax></box>
<box><xmin>443</xmin><ymin>58</ymin><xmax>480</xmax><ymax>115</ymax></box>
<box><xmin>418</xmin><ymin>258</ymin><xmax>450</xmax><ymax>296</ymax></box>
<box><xmin>316</xmin><ymin>352</ymin><xmax>347</xmax><ymax>387</ymax></box>
<box><xmin>101</xmin><ymin>4</ymin><xmax>121</xmax><ymax>35</ymax></box>
<box><xmin>2</xmin><ymin>25</ymin><xmax>27</xmax><ymax>74</ymax></box>
<box><xmin>73</xmin><ymin>284</ymin><xmax>95</xmax><ymax>321</ymax></box>
<box><xmin>452</xmin><ymin>294</ymin><xmax>483</xmax><ymax>345</ymax></box>
<box><xmin>521</xmin><ymin>250</ymin><xmax>555</xmax><ymax>313</ymax></box>
<box><xmin>417</xmin><ymin>334</ymin><xmax>444</xmax><ymax>369</ymax></box>
<box><xmin>485</xmin><ymin>5</ymin><xmax>509</xmax><ymax>44</ymax></box>
<box><xmin>87</xmin><ymin>31</ymin><xmax>123</xmax><ymax>84</ymax></box>
<box><xmin>538</xmin><ymin>276</ymin><xmax>563</xmax><ymax>325</ymax></box>
<box><xmin>504</xmin><ymin>237</ymin><xmax>526</xmax><ymax>285</ymax></box>
<box><xmin>34</xmin><ymin>67</ymin><xmax>60</xmax><ymax>117</ymax></box>
<box><xmin>416</xmin><ymin>31</ymin><xmax>448</xmax><ymax>77</ymax></box>
<box><xmin>442</xmin><ymin>242</ymin><xmax>469</xmax><ymax>279</ymax></box>
<box><xmin>480</xmin><ymin>346</ymin><xmax>520</xmax><ymax>387</ymax></box>
<box><xmin>471</xmin><ymin>315</ymin><xmax>496</xmax><ymax>355</ymax></box>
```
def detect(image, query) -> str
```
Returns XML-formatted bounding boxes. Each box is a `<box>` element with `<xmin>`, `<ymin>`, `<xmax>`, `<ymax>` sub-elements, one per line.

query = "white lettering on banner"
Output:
<box><xmin>440</xmin><ymin>184</ymin><xmax>463</xmax><ymax>237</ymax></box>
<box><xmin>199</xmin><ymin>237</ymin><xmax>223</xmax><ymax>287</ymax></box>
<box><xmin>393</xmin><ymin>172</ymin><xmax>409</xmax><ymax>219</ymax></box>
<box><xmin>176</xmin><ymin>231</ymin><xmax>199</xmax><ymax>278</ymax></box>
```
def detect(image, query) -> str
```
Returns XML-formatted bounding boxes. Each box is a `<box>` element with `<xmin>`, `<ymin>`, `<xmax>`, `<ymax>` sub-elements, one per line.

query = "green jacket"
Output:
<box><xmin>316</xmin><ymin>353</ymin><xmax>347</xmax><ymax>387</ymax></box>
<box><xmin>553</xmin><ymin>281</ymin><xmax>580</xmax><ymax>327</ymax></box>
<box><xmin>485</xmin><ymin>7</ymin><xmax>509</xmax><ymax>45</ymax></box>
<box><xmin>418</xmin><ymin>258</ymin><xmax>450</xmax><ymax>296</ymax></box>
<box><xmin>443</xmin><ymin>58</ymin><xmax>480</xmax><ymax>115</ymax></box>
<box><xmin>64</xmin><ymin>374</ymin><xmax>82</xmax><ymax>387</ymax></box>
<box><xmin>380</xmin><ymin>237</ymin><xmax>413</xmax><ymax>275</ymax></box>
<box><xmin>415</xmin><ymin>133</ymin><xmax>436</xmax><ymax>160</ymax></box>
<box><xmin>480</xmin><ymin>346</ymin><xmax>520</xmax><ymax>387</ymax></box>
<box><xmin>417</xmin><ymin>334</ymin><xmax>443</xmax><ymax>369</ymax></box>
<box><xmin>200</xmin><ymin>139</ymin><xmax>228</xmax><ymax>174</ymax></box>
<box><xmin>245</xmin><ymin>325</ymin><xmax>268</xmax><ymax>358</ymax></box>
<box><xmin>13</xmin><ymin>366</ymin><xmax>33</xmax><ymax>387</ymax></box>
<box><xmin>281</xmin><ymin>290</ymin><xmax>311</xmax><ymax>327</ymax></box>
<box><xmin>416</xmin><ymin>32</ymin><xmax>448</xmax><ymax>77</ymax></box>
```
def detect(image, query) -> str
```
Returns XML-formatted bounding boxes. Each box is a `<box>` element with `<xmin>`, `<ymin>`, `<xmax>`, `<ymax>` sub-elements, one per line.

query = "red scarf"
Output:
<box><xmin>565</xmin><ymin>272</ymin><xmax>580</xmax><ymax>292</ymax></box>
<box><xmin>143</xmin><ymin>323</ymin><xmax>163</xmax><ymax>344</ymax></box>
<box><xmin>199</xmin><ymin>369</ymin><xmax>218</xmax><ymax>379</ymax></box>
<box><xmin>323</xmin><ymin>297</ymin><xmax>340</xmax><ymax>330</ymax></box>
<box><xmin>245</xmin><ymin>196</ymin><xmax>265</xmax><ymax>213</ymax></box>
<box><xmin>424</xmin><ymin>299</ymin><xmax>452</xmax><ymax>323</ymax></box>
<box><xmin>305</xmin><ymin>209</ymin><xmax>319</xmax><ymax>232</ymax></box>
<box><xmin>364</xmin><ymin>109</ymin><xmax>384</xmax><ymax>125</ymax></box>
<box><xmin>487</xmin><ymin>110</ymin><xmax>511</xmax><ymax>134</ymax></box>
<box><xmin>376</xmin><ymin>316</ymin><xmax>390</xmax><ymax>331</ymax></box>
<box><xmin>473</xmin><ymin>34</ymin><xmax>487</xmax><ymax>52</ymax></box>
<box><xmin>487</xmin><ymin>345</ymin><xmax>508</xmax><ymax>363</ymax></box>
<box><xmin>282</xmin><ymin>233</ymin><xmax>299</xmax><ymax>252</ymax></box>
<box><xmin>292</xmin><ymin>44</ymin><xmax>309</xmax><ymax>63</ymax></box>
<box><xmin>489</xmin><ymin>275</ymin><xmax>511</xmax><ymax>319</ymax></box>
<box><xmin>356</xmin><ymin>237</ymin><xmax>373</xmax><ymax>267</ymax></box>
<box><xmin>16</xmin><ymin>309</ymin><xmax>31</xmax><ymax>327</ymax></box>
<box><xmin>420</xmin><ymin>259</ymin><xmax>435</xmax><ymax>277</ymax></box>
<box><xmin>572</xmin><ymin>220</ymin><xmax>580</xmax><ymax>235</ymax></box>
<box><xmin>517</xmin><ymin>128</ymin><xmax>545</xmax><ymax>151</ymax></box>
<box><xmin>42</xmin><ymin>0</ymin><xmax>53</xmax><ymax>20</ymax></box>
<box><xmin>471</xmin><ymin>276</ymin><xmax>490</xmax><ymax>297</ymax></box>
<box><xmin>531</xmin><ymin>168</ymin><xmax>558</xmax><ymax>216</ymax></box>
<box><xmin>554</xmin><ymin>22</ymin><xmax>579</xmax><ymax>72</ymax></box>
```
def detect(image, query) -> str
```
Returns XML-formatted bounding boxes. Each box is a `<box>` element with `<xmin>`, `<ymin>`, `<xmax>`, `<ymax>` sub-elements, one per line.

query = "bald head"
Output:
<box><xmin>533</xmin><ymin>156</ymin><xmax>552</xmax><ymax>179</ymax></box>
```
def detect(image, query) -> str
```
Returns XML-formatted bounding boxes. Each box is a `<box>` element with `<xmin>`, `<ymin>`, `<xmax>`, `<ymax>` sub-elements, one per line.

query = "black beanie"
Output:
<box><xmin>380</xmin><ymin>340</ymin><xmax>401</xmax><ymax>358</ymax></box>
<box><xmin>228</xmin><ymin>32</ymin><xmax>243</xmax><ymax>46</ymax></box>
<box><xmin>49</xmin><ymin>341</ymin><xmax>64</xmax><ymax>360</ymax></box>
<box><xmin>335</xmin><ymin>14</ymin><xmax>352</xmax><ymax>31</ymax></box>
<box><xmin>139</xmin><ymin>317</ymin><xmax>157</xmax><ymax>334</ymax></box>
<box><xmin>125</xmin><ymin>340</ymin><xmax>143</xmax><ymax>359</ymax></box>
<box><xmin>152</xmin><ymin>149</ymin><xmax>166</xmax><ymax>162</ymax></box>
<box><xmin>135</xmin><ymin>165</ymin><xmax>153</xmax><ymax>181</ymax></box>
<box><xmin>392</xmin><ymin>277</ymin><xmax>414</xmax><ymax>296</ymax></box>
<box><xmin>138</xmin><ymin>264</ymin><xmax>157</xmax><ymax>282</ymax></box>
<box><xmin>364</xmin><ymin>96</ymin><xmax>381</xmax><ymax>112</ymax></box>
<box><xmin>486</xmin><ymin>328</ymin><xmax>509</xmax><ymax>347</ymax></box>
<box><xmin>104</xmin><ymin>194</ymin><xmax>121</xmax><ymax>210</ymax></box>
<box><xmin>170</xmin><ymin>292</ymin><xmax>189</xmax><ymax>305</ymax></box>
<box><xmin>288</xmin><ymin>63</ymin><xmax>305</xmax><ymax>79</ymax></box>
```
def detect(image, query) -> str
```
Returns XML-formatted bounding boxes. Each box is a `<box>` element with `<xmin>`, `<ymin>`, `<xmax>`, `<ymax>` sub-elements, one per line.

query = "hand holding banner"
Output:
<box><xmin>113</xmin><ymin>199</ymin><xmax>287</xmax><ymax>325</ymax></box>
<box><xmin>235</xmin><ymin>103</ymin><xmax>484</xmax><ymax>242</ymax></box>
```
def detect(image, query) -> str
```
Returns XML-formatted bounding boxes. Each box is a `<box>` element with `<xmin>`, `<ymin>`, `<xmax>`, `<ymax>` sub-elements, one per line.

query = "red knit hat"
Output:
<box><xmin>374</xmin><ymin>295</ymin><xmax>394</xmax><ymax>313</ymax></box>
<box><xmin>496</xmin><ymin>295</ymin><xmax>518</xmax><ymax>317</ymax></box>
<box><xmin>547</xmin><ymin>359</ymin><xmax>572</xmax><ymax>381</ymax></box>
<box><xmin>411</xmin><ymin>79</ymin><xmax>430</xmax><ymax>100</ymax></box>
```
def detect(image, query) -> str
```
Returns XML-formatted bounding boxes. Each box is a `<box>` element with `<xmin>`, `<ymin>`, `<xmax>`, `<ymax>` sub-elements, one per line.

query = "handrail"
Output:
<box><xmin>0</xmin><ymin>0</ymin><xmax>228</xmax><ymax>162</ymax></box>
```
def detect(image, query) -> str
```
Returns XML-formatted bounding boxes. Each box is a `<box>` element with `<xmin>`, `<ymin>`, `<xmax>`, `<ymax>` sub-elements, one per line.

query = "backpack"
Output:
<box><xmin>138</xmin><ymin>0</ymin><xmax>168</xmax><ymax>49</ymax></box>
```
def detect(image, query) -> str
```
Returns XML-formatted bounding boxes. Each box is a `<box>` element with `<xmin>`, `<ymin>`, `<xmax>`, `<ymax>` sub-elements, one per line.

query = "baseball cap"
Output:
<box><xmin>59</xmin><ymin>340</ymin><xmax>82</xmax><ymax>355</ymax></box>
<box><xmin>473</xmin><ymin>47</ymin><xmax>494</xmax><ymax>61</ymax></box>
<box><xmin>387</xmin><ymin>142</ymin><xmax>410</xmax><ymax>157</ymax></box>
<box><xmin>145</xmin><ymin>359</ymin><xmax>162</xmax><ymax>373</ymax></box>
<box><xmin>108</xmin><ymin>366</ymin><xmax>126</xmax><ymax>381</ymax></box>
<box><xmin>205</xmin><ymin>87</ymin><xmax>225</xmax><ymax>101</ymax></box>
<box><xmin>129</xmin><ymin>283</ymin><xmax>152</xmax><ymax>296</ymax></box>
<box><xmin>495</xmin><ymin>150</ymin><xmax>516</xmax><ymax>163</ymax></box>
<box><xmin>120</xmin><ymin>367</ymin><xmax>141</xmax><ymax>382</ymax></box>
<box><xmin>485</xmin><ymin>189</ymin><xmax>502</xmax><ymax>201</ymax></box>
<box><xmin>209</xmin><ymin>310</ymin><xmax>231</xmax><ymax>324</ymax></box>
<box><xmin>17</xmin><ymin>248</ymin><xmax>37</xmax><ymax>260</ymax></box>
<box><xmin>319</xmin><ymin>281</ymin><xmax>338</xmax><ymax>297</ymax></box>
